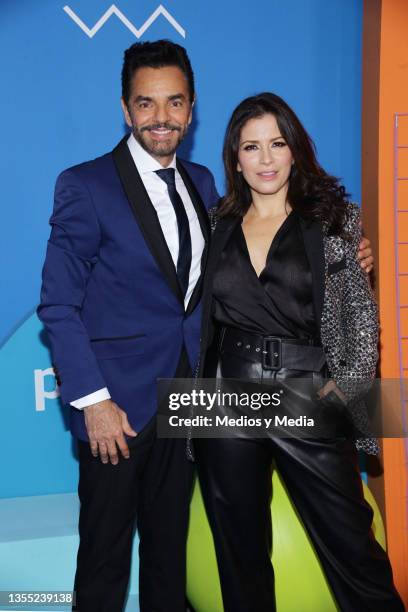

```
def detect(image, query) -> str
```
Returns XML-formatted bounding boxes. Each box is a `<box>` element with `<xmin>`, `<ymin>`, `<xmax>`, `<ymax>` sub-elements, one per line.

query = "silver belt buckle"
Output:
<box><xmin>262</xmin><ymin>336</ymin><xmax>282</xmax><ymax>370</ymax></box>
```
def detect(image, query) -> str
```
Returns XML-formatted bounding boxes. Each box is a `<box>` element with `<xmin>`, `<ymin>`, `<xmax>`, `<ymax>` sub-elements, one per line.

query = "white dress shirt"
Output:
<box><xmin>71</xmin><ymin>134</ymin><xmax>205</xmax><ymax>409</ymax></box>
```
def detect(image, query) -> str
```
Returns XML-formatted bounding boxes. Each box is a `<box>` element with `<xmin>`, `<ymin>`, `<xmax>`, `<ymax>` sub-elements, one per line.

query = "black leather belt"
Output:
<box><xmin>219</xmin><ymin>327</ymin><xmax>326</xmax><ymax>372</ymax></box>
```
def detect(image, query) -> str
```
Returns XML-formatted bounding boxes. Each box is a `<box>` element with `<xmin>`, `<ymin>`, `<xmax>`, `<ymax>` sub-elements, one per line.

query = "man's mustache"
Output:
<box><xmin>141</xmin><ymin>123</ymin><xmax>181</xmax><ymax>133</ymax></box>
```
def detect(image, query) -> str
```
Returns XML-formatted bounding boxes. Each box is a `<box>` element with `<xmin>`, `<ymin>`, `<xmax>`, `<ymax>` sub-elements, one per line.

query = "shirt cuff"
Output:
<box><xmin>70</xmin><ymin>388</ymin><xmax>111</xmax><ymax>409</ymax></box>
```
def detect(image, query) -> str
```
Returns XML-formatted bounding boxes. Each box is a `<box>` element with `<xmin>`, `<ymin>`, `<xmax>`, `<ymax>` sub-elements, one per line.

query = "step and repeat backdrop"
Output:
<box><xmin>0</xmin><ymin>0</ymin><xmax>362</xmax><ymax>498</ymax></box>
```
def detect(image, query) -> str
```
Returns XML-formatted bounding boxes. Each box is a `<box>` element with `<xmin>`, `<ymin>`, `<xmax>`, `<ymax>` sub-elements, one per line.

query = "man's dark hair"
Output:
<box><xmin>121</xmin><ymin>39</ymin><xmax>195</xmax><ymax>105</ymax></box>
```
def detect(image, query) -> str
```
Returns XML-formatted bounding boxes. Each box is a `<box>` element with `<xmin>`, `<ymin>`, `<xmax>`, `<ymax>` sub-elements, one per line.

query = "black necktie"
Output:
<box><xmin>155</xmin><ymin>168</ymin><xmax>192</xmax><ymax>297</ymax></box>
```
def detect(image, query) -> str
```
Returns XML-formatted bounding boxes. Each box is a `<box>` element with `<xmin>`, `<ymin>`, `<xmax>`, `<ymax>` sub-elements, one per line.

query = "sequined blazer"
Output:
<box><xmin>197</xmin><ymin>202</ymin><xmax>379</xmax><ymax>454</ymax></box>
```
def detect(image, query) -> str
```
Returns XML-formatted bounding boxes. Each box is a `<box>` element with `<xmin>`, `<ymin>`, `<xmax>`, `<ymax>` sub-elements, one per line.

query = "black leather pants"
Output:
<box><xmin>194</xmin><ymin>338</ymin><xmax>404</xmax><ymax>612</ymax></box>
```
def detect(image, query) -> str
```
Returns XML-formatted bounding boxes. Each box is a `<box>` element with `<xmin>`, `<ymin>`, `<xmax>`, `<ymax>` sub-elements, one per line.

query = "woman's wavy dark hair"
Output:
<box><xmin>219</xmin><ymin>92</ymin><xmax>348</xmax><ymax>234</ymax></box>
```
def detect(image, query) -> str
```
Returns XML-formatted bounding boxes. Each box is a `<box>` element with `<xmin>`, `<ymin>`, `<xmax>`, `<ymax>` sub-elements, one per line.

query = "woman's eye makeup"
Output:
<box><xmin>272</xmin><ymin>140</ymin><xmax>286</xmax><ymax>147</ymax></box>
<box><xmin>240</xmin><ymin>140</ymin><xmax>287</xmax><ymax>151</ymax></box>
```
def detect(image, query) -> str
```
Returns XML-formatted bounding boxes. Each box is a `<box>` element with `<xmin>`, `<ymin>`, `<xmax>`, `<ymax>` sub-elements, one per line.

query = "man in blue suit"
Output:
<box><xmin>38</xmin><ymin>40</ymin><xmax>373</xmax><ymax>612</ymax></box>
<box><xmin>38</xmin><ymin>40</ymin><xmax>218</xmax><ymax>612</ymax></box>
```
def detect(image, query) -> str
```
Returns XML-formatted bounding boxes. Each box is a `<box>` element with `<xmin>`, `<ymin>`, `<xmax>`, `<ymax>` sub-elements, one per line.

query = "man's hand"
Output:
<box><xmin>84</xmin><ymin>399</ymin><xmax>137</xmax><ymax>465</ymax></box>
<box><xmin>358</xmin><ymin>233</ymin><xmax>374</xmax><ymax>274</ymax></box>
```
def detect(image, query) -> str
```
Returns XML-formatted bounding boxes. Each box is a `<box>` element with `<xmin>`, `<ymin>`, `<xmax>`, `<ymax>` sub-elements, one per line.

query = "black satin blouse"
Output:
<box><xmin>212</xmin><ymin>212</ymin><xmax>317</xmax><ymax>339</ymax></box>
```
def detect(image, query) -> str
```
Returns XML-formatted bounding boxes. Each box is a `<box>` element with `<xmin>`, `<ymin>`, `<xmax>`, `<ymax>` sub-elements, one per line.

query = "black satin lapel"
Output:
<box><xmin>177</xmin><ymin>160</ymin><xmax>211</xmax><ymax>315</ymax></box>
<box><xmin>299</xmin><ymin>217</ymin><xmax>325</xmax><ymax>328</ymax></box>
<box><xmin>207</xmin><ymin>215</ymin><xmax>241</xmax><ymax>278</ymax></box>
<box><xmin>199</xmin><ymin>215</ymin><xmax>241</xmax><ymax>344</ymax></box>
<box><xmin>176</xmin><ymin>160</ymin><xmax>210</xmax><ymax>243</ymax></box>
<box><xmin>112</xmin><ymin>138</ymin><xmax>183</xmax><ymax>305</ymax></box>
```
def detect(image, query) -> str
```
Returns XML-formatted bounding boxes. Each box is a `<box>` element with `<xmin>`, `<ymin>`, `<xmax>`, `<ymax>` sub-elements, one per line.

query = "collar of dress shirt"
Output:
<box><xmin>127</xmin><ymin>132</ymin><xmax>177</xmax><ymax>174</ymax></box>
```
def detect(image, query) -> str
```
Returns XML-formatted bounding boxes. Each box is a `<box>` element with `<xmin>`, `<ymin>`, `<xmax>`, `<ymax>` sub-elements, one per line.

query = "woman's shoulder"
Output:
<box><xmin>342</xmin><ymin>201</ymin><xmax>361</xmax><ymax>232</ymax></box>
<box><xmin>208</xmin><ymin>205</ymin><xmax>219</xmax><ymax>218</ymax></box>
<box><xmin>320</xmin><ymin>201</ymin><xmax>361</xmax><ymax>243</ymax></box>
<box><xmin>207</xmin><ymin>205</ymin><xmax>238</xmax><ymax>231</ymax></box>
<box><xmin>208</xmin><ymin>205</ymin><xmax>219</xmax><ymax>231</ymax></box>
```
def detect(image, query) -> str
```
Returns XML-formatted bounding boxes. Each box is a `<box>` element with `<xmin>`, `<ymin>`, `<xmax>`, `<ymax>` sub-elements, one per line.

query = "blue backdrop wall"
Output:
<box><xmin>0</xmin><ymin>0</ymin><xmax>362</xmax><ymax>497</ymax></box>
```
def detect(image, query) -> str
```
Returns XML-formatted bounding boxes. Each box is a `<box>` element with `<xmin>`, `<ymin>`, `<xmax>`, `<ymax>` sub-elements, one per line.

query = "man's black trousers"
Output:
<box><xmin>72</xmin><ymin>418</ymin><xmax>193</xmax><ymax>612</ymax></box>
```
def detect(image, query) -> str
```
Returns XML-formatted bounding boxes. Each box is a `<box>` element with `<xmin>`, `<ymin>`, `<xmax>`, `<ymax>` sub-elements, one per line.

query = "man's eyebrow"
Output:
<box><xmin>168</xmin><ymin>93</ymin><xmax>186</xmax><ymax>101</ymax></box>
<box><xmin>133</xmin><ymin>93</ymin><xmax>186</xmax><ymax>103</ymax></box>
<box><xmin>135</xmin><ymin>95</ymin><xmax>153</xmax><ymax>102</ymax></box>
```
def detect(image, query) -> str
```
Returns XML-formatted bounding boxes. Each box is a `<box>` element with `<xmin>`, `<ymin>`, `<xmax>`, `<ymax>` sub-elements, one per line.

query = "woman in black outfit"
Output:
<box><xmin>194</xmin><ymin>93</ymin><xmax>404</xmax><ymax>612</ymax></box>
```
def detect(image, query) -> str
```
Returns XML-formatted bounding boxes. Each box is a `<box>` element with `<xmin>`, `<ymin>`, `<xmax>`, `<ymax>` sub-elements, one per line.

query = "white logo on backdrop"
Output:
<box><xmin>34</xmin><ymin>368</ymin><xmax>60</xmax><ymax>411</ymax></box>
<box><xmin>63</xmin><ymin>4</ymin><xmax>186</xmax><ymax>38</ymax></box>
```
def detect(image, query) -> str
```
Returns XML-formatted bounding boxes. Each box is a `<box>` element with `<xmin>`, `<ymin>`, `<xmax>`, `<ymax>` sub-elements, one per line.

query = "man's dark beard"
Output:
<box><xmin>133</xmin><ymin>122</ymin><xmax>187</xmax><ymax>158</ymax></box>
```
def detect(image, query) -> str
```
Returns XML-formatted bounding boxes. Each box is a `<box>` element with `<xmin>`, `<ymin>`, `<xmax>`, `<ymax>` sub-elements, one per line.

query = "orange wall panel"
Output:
<box><xmin>398</xmin><ymin>275</ymin><xmax>408</xmax><ymax>306</ymax></box>
<box><xmin>397</xmin><ymin>181</ymin><xmax>408</xmax><ymax>210</ymax></box>
<box><xmin>399</xmin><ymin>308</ymin><xmax>408</xmax><ymax>338</ymax></box>
<box><xmin>397</xmin><ymin>212</ymin><xmax>408</xmax><ymax>243</ymax></box>
<box><xmin>398</xmin><ymin>149</ymin><xmax>408</xmax><ymax>177</ymax></box>
<box><xmin>398</xmin><ymin>117</ymin><xmax>408</xmax><ymax>145</ymax></box>
<box><xmin>377</xmin><ymin>0</ymin><xmax>408</xmax><ymax>601</ymax></box>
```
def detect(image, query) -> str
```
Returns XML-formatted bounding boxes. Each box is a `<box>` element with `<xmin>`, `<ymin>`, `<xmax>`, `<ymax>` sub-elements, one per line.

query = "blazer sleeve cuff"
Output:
<box><xmin>71</xmin><ymin>387</ymin><xmax>111</xmax><ymax>410</ymax></box>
